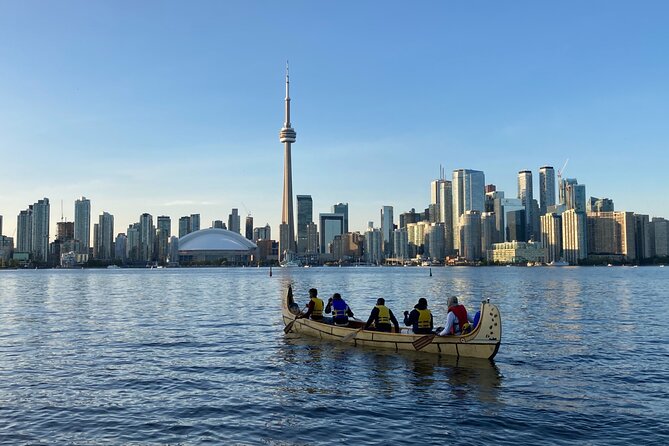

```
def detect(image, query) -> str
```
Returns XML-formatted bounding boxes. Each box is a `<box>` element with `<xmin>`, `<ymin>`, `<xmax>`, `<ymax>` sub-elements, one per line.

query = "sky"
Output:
<box><xmin>1</xmin><ymin>0</ymin><xmax>668</xmax><ymax>240</ymax></box>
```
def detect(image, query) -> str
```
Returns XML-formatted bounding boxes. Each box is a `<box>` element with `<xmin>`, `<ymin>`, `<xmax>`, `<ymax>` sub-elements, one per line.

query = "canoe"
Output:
<box><xmin>282</xmin><ymin>286</ymin><xmax>502</xmax><ymax>360</ymax></box>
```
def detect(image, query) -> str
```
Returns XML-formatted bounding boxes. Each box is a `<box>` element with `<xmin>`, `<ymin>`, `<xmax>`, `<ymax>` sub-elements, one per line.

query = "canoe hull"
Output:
<box><xmin>282</xmin><ymin>288</ymin><xmax>501</xmax><ymax>360</ymax></box>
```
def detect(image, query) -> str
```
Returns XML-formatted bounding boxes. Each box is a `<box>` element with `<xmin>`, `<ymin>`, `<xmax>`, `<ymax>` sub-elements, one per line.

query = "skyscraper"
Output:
<box><xmin>452</xmin><ymin>169</ymin><xmax>485</xmax><ymax>253</ymax></box>
<box><xmin>96</xmin><ymin>212</ymin><xmax>114</xmax><ymax>260</ymax></box>
<box><xmin>332</xmin><ymin>203</ymin><xmax>349</xmax><ymax>233</ymax></box>
<box><xmin>74</xmin><ymin>196</ymin><xmax>91</xmax><ymax>255</ymax></box>
<box><xmin>279</xmin><ymin>64</ymin><xmax>297</xmax><ymax>259</ymax></box>
<box><xmin>16</xmin><ymin>207</ymin><xmax>32</xmax><ymax>253</ymax></box>
<box><xmin>0</xmin><ymin>215</ymin><xmax>3</xmax><ymax>236</ymax></box>
<box><xmin>539</xmin><ymin>166</ymin><xmax>555</xmax><ymax>215</ymax></box>
<box><xmin>228</xmin><ymin>208</ymin><xmax>240</xmax><ymax>234</ymax></box>
<box><xmin>296</xmin><ymin>195</ymin><xmax>313</xmax><ymax>254</ymax></box>
<box><xmin>319</xmin><ymin>213</ymin><xmax>344</xmax><ymax>255</ymax></box>
<box><xmin>32</xmin><ymin>198</ymin><xmax>50</xmax><ymax>263</ymax></box>
<box><xmin>139</xmin><ymin>213</ymin><xmax>155</xmax><ymax>262</ymax></box>
<box><xmin>381</xmin><ymin>206</ymin><xmax>394</xmax><ymax>257</ymax></box>
<box><xmin>245</xmin><ymin>216</ymin><xmax>253</xmax><ymax>240</ymax></box>
<box><xmin>190</xmin><ymin>214</ymin><xmax>201</xmax><ymax>232</ymax></box>
<box><xmin>518</xmin><ymin>170</ymin><xmax>534</xmax><ymax>241</ymax></box>
<box><xmin>157</xmin><ymin>216</ymin><xmax>171</xmax><ymax>262</ymax></box>
<box><xmin>179</xmin><ymin>216</ymin><xmax>191</xmax><ymax>238</ymax></box>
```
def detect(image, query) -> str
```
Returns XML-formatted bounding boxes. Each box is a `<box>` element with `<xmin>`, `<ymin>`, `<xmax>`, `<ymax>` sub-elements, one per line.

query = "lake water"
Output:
<box><xmin>0</xmin><ymin>266</ymin><xmax>667</xmax><ymax>445</ymax></box>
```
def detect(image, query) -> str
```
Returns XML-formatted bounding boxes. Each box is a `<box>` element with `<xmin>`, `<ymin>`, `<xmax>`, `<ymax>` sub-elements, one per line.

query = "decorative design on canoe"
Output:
<box><xmin>282</xmin><ymin>286</ymin><xmax>502</xmax><ymax>360</ymax></box>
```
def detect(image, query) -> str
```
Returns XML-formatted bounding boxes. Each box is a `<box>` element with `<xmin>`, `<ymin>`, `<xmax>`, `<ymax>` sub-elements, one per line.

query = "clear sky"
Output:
<box><xmin>1</xmin><ymin>1</ymin><xmax>667</xmax><ymax>240</ymax></box>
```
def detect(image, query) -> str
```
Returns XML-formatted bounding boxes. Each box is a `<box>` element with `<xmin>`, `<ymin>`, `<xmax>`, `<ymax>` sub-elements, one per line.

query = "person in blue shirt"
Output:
<box><xmin>325</xmin><ymin>293</ymin><xmax>354</xmax><ymax>326</ymax></box>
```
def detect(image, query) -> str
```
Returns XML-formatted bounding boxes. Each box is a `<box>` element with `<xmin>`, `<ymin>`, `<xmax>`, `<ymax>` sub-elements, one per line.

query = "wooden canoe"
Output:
<box><xmin>282</xmin><ymin>286</ymin><xmax>502</xmax><ymax>360</ymax></box>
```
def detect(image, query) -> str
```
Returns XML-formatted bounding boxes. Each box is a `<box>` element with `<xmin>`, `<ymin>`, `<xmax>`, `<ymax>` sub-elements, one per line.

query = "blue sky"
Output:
<box><xmin>1</xmin><ymin>1</ymin><xmax>667</xmax><ymax>239</ymax></box>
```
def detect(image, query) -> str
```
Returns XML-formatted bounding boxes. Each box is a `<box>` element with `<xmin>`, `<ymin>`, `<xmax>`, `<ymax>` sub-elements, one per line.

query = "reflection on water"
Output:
<box><xmin>0</xmin><ymin>267</ymin><xmax>668</xmax><ymax>444</ymax></box>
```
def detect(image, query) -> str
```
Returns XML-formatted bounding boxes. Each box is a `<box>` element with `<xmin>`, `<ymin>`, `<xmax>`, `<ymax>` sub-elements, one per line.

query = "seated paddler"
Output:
<box><xmin>365</xmin><ymin>298</ymin><xmax>400</xmax><ymax>333</ymax></box>
<box><xmin>302</xmin><ymin>288</ymin><xmax>325</xmax><ymax>322</ymax></box>
<box><xmin>436</xmin><ymin>296</ymin><xmax>474</xmax><ymax>336</ymax></box>
<box><xmin>325</xmin><ymin>293</ymin><xmax>354</xmax><ymax>326</ymax></box>
<box><xmin>403</xmin><ymin>297</ymin><xmax>433</xmax><ymax>334</ymax></box>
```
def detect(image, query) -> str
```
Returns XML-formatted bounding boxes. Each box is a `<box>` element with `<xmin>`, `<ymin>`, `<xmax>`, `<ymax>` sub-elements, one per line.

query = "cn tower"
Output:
<box><xmin>279</xmin><ymin>63</ymin><xmax>297</xmax><ymax>257</ymax></box>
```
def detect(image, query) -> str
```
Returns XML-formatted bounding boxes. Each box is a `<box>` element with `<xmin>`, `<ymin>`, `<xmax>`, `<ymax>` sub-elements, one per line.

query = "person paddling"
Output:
<box><xmin>365</xmin><ymin>298</ymin><xmax>401</xmax><ymax>333</ymax></box>
<box><xmin>436</xmin><ymin>296</ymin><xmax>474</xmax><ymax>336</ymax></box>
<box><xmin>325</xmin><ymin>293</ymin><xmax>354</xmax><ymax>326</ymax></box>
<box><xmin>403</xmin><ymin>298</ymin><xmax>433</xmax><ymax>334</ymax></box>
<box><xmin>302</xmin><ymin>288</ymin><xmax>324</xmax><ymax>322</ymax></box>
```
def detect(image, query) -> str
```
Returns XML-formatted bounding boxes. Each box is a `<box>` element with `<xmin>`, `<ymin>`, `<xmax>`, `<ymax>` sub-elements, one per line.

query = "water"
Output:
<box><xmin>0</xmin><ymin>266</ymin><xmax>667</xmax><ymax>445</ymax></box>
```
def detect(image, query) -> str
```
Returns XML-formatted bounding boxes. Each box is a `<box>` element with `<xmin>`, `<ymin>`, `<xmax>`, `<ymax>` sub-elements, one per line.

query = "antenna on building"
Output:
<box><xmin>61</xmin><ymin>200</ymin><xmax>64</xmax><ymax>222</ymax></box>
<box><xmin>241</xmin><ymin>202</ymin><xmax>252</xmax><ymax>217</ymax></box>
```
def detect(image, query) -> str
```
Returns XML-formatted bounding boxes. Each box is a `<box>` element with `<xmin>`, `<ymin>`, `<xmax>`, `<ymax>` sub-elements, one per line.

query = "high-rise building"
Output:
<box><xmin>381</xmin><ymin>206</ymin><xmax>394</xmax><ymax>257</ymax></box>
<box><xmin>460</xmin><ymin>210</ymin><xmax>482</xmax><ymax>261</ymax></box>
<box><xmin>95</xmin><ymin>212</ymin><xmax>114</xmax><ymax>260</ymax></box>
<box><xmin>157</xmin><ymin>216</ymin><xmax>171</xmax><ymax>262</ymax></box>
<box><xmin>406</xmin><ymin>221</ymin><xmax>430</xmax><ymax>258</ymax></box>
<box><xmin>365</xmin><ymin>224</ymin><xmax>383</xmax><ymax>265</ymax></box>
<box><xmin>452</xmin><ymin>169</ymin><xmax>485</xmax><ymax>253</ymax></box>
<box><xmin>253</xmin><ymin>224</ymin><xmax>272</xmax><ymax>242</ymax></box>
<box><xmin>168</xmin><ymin>236</ymin><xmax>180</xmax><ymax>265</ymax></box>
<box><xmin>539</xmin><ymin>166</ymin><xmax>556</xmax><ymax>216</ymax></box>
<box><xmin>114</xmin><ymin>233</ymin><xmax>127</xmax><ymax>262</ymax></box>
<box><xmin>652</xmin><ymin>218</ymin><xmax>669</xmax><ymax>257</ymax></box>
<box><xmin>178</xmin><ymin>216</ymin><xmax>191</xmax><ymax>238</ymax></box>
<box><xmin>541</xmin><ymin>212</ymin><xmax>563</xmax><ymax>263</ymax></box>
<box><xmin>139</xmin><ymin>213</ymin><xmax>155</xmax><ymax>262</ymax></box>
<box><xmin>587</xmin><ymin>197</ymin><xmax>614</xmax><ymax>213</ymax></box>
<box><xmin>296</xmin><ymin>195</ymin><xmax>313</xmax><ymax>253</ymax></box>
<box><xmin>393</xmin><ymin>228</ymin><xmax>409</xmax><ymax>260</ymax></box>
<box><xmin>0</xmin><ymin>215</ymin><xmax>3</xmax><ymax>236</ymax></box>
<box><xmin>31</xmin><ymin>198</ymin><xmax>50</xmax><ymax>263</ymax></box>
<box><xmin>16</xmin><ymin>207</ymin><xmax>33</xmax><ymax>253</ymax></box>
<box><xmin>126</xmin><ymin>223</ymin><xmax>141</xmax><ymax>261</ymax></box>
<box><xmin>506</xmin><ymin>210</ymin><xmax>526</xmax><ymax>243</ymax></box>
<box><xmin>332</xmin><ymin>203</ymin><xmax>349</xmax><ymax>234</ymax></box>
<box><xmin>518</xmin><ymin>170</ymin><xmax>535</xmax><ymax>241</ymax></box>
<box><xmin>319</xmin><ymin>213</ymin><xmax>344</xmax><ymax>255</ymax></box>
<box><xmin>306</xmin><ymin>222</ymin><xmax>318</xmax><ymax>254</ymax></box>
<box><xmin>562</xmin><ymin>209</ymin><xmax>587</xmax><ymax>264</ymax></box>
<box><xmin>228</xmin><ymin>209</ymin><xmax>240</xmax><ymax>234</ymax></box>
<box><xmin>586</xmin><ymin>211</ymin><xmax>636</xmax><ymax>262</ymax></box>
<box><xmin>428</xmin><ymin>222</ymin><xmax>446</xmax><ymax>261</ymax></box>
<box><xmin>481</xmin><ymin>212</ymin><xmax>496</xmax><ymax>260</ymax></box>
<box><xmin>279</xmin><ymin>64</ymin><xmax>297</xmax><ymax>259</ymax></box>
<box><xmin>74</xmin><ymin>197</ymin><xmax>90</xmax><ymax>255</ymax></box>
<box><xmin>190</xmin><ymin>214</ymin><xmax>201</xmax><ymax>232</ymax></box>
<box><xmin>634</xmin><ymin>214</ymin><xmax>653</xmax><ymax>260</ymax></box>
<box><xmin>245</xmin><ymin>216</ymin><xmax>253</xmax><ymax>240</ymax></box>
<box><xmin>212</xmin><ymin>220</ymin><xmax>225</xmax><ymax>229</ymax></box>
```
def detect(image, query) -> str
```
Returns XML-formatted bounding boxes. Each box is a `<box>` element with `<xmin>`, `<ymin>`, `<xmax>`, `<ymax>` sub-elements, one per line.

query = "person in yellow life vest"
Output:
<box><xmin>302</xmin><ymin>288</ymin><xmax>324</xmax><ymax>322</ymax></box>
<box><xmin>365</xmin><ymin>298</ymin><xmax>400</xmax><ymax>333</ymax></box>
<box><xmin>403</xmin><ymin>297</ymin><xmax>433</xmax><ymax>334</ymax></box>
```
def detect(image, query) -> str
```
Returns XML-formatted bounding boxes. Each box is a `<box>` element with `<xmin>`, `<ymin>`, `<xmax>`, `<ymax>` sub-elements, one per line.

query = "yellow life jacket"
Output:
<box><xmin>311</xmin><ymin>297</ymin><xmax>324</xmax><ymax>318</ymax></box>
<box><xmin>417</xmin><ymin>308</ymin><xmax>432</xmax><ymax>329</ymax></box>
<box><xmin>375</xmin><ymin>305</ymin><xmax>390</xmax><ymax>324</ymax></box>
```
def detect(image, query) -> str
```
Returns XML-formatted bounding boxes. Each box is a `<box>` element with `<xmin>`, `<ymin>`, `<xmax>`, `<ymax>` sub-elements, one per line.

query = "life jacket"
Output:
<box><xmin>310</xmin><ymin>297</ymin><xmax>324</xmax><ymax>318</ymax></box>
<box><xmin>448</xmin><ymin>304</ymin><xmax>469</xmax><ymax>334</ymax></box>
<box><xmin>416</xmin><ymin>308</ymin><xmax>432</xmax><ymax>329</ymax></box>
<box><xmin>375</xmin><ymin>305</ymin><xmax>390</xmax><ymax>325</ymax></box>
<box><xmin>332</xmin><ymin>299</ymin><xmax>349</xmax><ymax>324</ymax></box>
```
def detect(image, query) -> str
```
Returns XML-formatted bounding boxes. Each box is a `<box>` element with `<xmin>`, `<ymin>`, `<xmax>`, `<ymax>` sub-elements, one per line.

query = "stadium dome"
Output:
<box><xmin>178</xmin><ymin>228</ymin><xmax>257</xmax><ymax>264</ymax></box>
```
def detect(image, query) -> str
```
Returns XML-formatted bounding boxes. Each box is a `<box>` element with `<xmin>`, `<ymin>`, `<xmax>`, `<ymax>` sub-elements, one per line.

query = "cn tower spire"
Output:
<box><xmin>279</xmin><ymin>61</ymin><xmax>297</xmax><ymax>259</ymax></box>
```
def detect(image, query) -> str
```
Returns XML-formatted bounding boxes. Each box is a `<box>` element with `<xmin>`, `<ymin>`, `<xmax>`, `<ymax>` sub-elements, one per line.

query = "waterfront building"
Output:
<box><xmin>126</xmin><ymin>223</ymin><xmax>140</xmax><ymax>261</ymax></box>
<box><xmin>490</xmin><ymin>241</ymin><xmax>546</xmax><ymax>264</ymax></box>
<box><xmin>279</xmin><ymin>65</ymin><xmax>297</xmax><ymax>259</ymax></box>
<box><xmin>559</xmin><ymin>178</ymin><xmax>577</xmax><ymax>206</ymax></box>
<box><xmin>399</xmin><ymin>208</ymin><xmax>424</xmax><ymax>229</ymax></box>
<box><xmin>652</xmin><ymin>218</ymin><xmax>669</xmax><ymax>257</ymax></box>
<box><xmin>253</xmin><ymin>224</ymin><xmax>272</xmax><ymax>242</ymax></box>
<box><xmin>460</xmin><ymin>210</ymin><xmax>482</xmax><ymax>261</ymax></box>
<box><xmin>506</xmin><ymin>209</ymin><xmax>526</xmax><ymax>243</ymax></box>
<box><xmin>428</xmin><ymin>222</ymin><xmax>446</xmax><ymax>261</ymax></box>
<box><xmin>481</xmin><ymin>212</ymin><xmax>496</xmax><ymax>260</ymax></box>
<box><xmin>381</xmin><ymin>206</ymin><xmax>394</xmax><ymax>258</ymax></box>
<box><xmin>406</xmin><ymin>221</ymin><xmax>430</xmax><ymax>258</ymax></box>
<box><xmin>393</xmin><ymin>228</ymin><xmax>409</xmax><ymax>261</ymax></box>
<box><xmin>562</xmin><ymin>209</ymin><xmax>587</xmax><ymax>264</ymax></box>
<box><xmin>212</xmin><ymin>220</ymin><xmax>225</xmax><ymax>229</ymax></box>
<box><xmin>74</xmin><ymin>196</ymin><xmax>90</xmax><ymax>255</ymax></box>
<box><xmin>32</xmin><ymin>198</ymin><xmax>50</xmax><ymax>263</ymax></box>
<box><xmin>306</xmin><ymin>222</ymin><xmax>318</xmax><ymax>254</ymax></box>
<box><xmin>539</xmin><ymin>166</ymin><xmax>556</xmax><ymax>216</ymax></box>
<box><xmin>168</xmin><ymin>236</ymin><xmax>179</xmax><ymax>265</ymax></box>
<box><xmin>0</xmin><ymin>235</ymin><xmax>13</xmax><ymax>265</ymax></box>
<box><xmin>190</xmin><ymin>214</ymin><xmax>201</xmax><ymax>232</ymax></box>
<box><xmin>139</xmin><ymin>213</ymin><xmax>155</xmax><ymax>262</ymax></box>
<box><xmin>518</xmin><ymin>170</ymin><xmax>535</xmax><ymax>241</ymax></box>
<box><xmin>634</xmin><ymin>214</ymin><xmax>653</xmax><ymax>260</ymax></box>
<box><xmin>95</xmin><ymin>212</ymin><xmax>114</xmax><ymax>261</ymax></box>
<box><xmin>0</xmin><ymin>215</ymin><xmax>2</xmax><ymax>236</ymax></box>
<box><xmin>57</xmin><ymin>221</ymin><xmax>75</xmax><ymax>241</ymax></box>
<box><xmin>245</xmin><ymin>216</ymin><xmax>253</xmax><ymax>241</ymax></box>
<box><xmin>332</xmin><ymin>232</ymin><xmax>362</xmax><ymax>262</ymax></box>
<box><xmin>319</xmin><ymin>213</ymin><xmax>344</xmax><ymax>255</ymax></box>
<box><xmin>296</xmin><ymin>195</ymin><xmax>313</xmax><ymax>254</ymax></box>
<box><xmin>452</xmin><ymin>169</ymin><xmax>485</xmax><ymax>253</ymax></box>
<box><xmin>178</xmin><ymin>228</ymin><xmax>256</xmax><ymax>265</ymax></box>
<box><xmin>587</xmin><ymin>197</ymin><xmax>615</xmax><ymax>213</ymax></box>
<box><xmin>564</xmin><ymin>181</ymin><xmax>586</xmax><ymax>213</ymax></box>
<box><xmin>179</xmin><ymin>216</ymin><xmax>191</xmax><ymax>238</ymax></box>
<box><xmin>114</xmin><ymin>233</ymin><xmax>127</xmax><ymax>262</ymax></box>
<box><xmin>541</xmin><ymin>212</ymin><xmax>563</xmax><ymax>263</ymax></box>
<box><xmin>16</xmin><ymin>207</ymin><xmax>32</xmax><ymax>254</ymax></box>
<box><xmin>586</xmin><ymin>211</ymin><xmax>636</xmax><ymax>262</ymax></box>
<box><xmin>364</xmin><ymin>224</ymin><xmax>383</xmax><ymax>264</ymax></box>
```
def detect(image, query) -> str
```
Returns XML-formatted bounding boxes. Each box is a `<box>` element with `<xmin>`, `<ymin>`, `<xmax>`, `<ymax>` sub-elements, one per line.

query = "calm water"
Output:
<box><xmin>0</xmin><ymin>266</ymin><xmax>667</xmax><ymax>445</ymax></box>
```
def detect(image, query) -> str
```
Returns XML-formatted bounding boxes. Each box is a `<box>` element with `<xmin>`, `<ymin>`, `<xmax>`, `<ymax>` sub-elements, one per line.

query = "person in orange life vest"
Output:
<box><xmin>403</xmin><ymin>298</ymin><xmax>433</xmax><ymax>334</ymax></box>
<box><xmin>437</xmin><ymin>296</ymin><xmax>474</xmax><ymax>336</ymax></box>
<box><xmin>302</xmin><ymin>288</ymin><xmax>325</xmax><ymax>322</ymax></box>
<box><xmin>364</xmin><ymin>298</ymin><xmax>400</xmax><ymax>333</ymax></box>
<box><xmin>325</xmin><ymin>293</ymin><xmax>354</xmax><ymax>326</ymax></box>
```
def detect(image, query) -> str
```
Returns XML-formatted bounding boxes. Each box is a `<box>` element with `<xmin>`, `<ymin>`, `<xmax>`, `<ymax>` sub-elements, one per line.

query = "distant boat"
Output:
<box><xmin>107</xmin><ymin>265</ymin><xmax>120</xmax><ymax>269</ymax></box>
<box><xmin>547</xmin><ymin>259</ymin><xmax>569</xmax><ymax>267</ymax></box>
<box><xmin>660</xmin><ymin>265</ymin><xmax>665</xmax><ymax>268</ymax></box>
<box><xmin>280</xmin><ymin>260</ymin><xmax>301</xmax><ymax>268</ymax></box>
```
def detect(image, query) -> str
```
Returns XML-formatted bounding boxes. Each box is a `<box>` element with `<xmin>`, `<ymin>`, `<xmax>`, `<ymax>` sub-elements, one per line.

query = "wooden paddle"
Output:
<box><xmin>340</xmin><ymin>328</ymin><xmax>363</xmax><ymax>343</ymax></box>
<box><xmin>283</xmin><ymin>315</ymin><xmax>301</xmax><ymax>334</ymax></box>
<box><xmin>412</xmin><ymin>334</ymin><xmax>436</xmax><ymax>351</ymax></box>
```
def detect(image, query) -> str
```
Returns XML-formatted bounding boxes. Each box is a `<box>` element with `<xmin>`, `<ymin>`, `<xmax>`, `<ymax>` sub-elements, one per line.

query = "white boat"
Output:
<box><xmin>547</xmin><ymin>259</ymin><xmax>569</xmax><ymax>267</ymax></box>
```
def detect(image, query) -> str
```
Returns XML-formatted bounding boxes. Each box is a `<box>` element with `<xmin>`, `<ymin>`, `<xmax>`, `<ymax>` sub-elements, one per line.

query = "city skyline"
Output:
<box><xmin>1</xmin><ymin>1</ymin><xmax>668</xmax><ymax>239</ymax></box>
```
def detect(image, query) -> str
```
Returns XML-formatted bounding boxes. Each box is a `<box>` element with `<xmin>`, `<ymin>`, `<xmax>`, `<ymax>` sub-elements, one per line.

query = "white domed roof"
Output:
<box><xmin>178</xmin><ymin>228</ymin><xmax>257</xmax><ymax>252</ymax></box>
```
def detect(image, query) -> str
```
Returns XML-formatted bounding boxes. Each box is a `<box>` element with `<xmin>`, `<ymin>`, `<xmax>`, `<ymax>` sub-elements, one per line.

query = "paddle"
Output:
<box><xmin>412</xmin><ymin>334</ymin><xmax>436</xmax><ymax>351</ymax></box>
<box><xmin>340</xmin><ymin>328</ymin><xmax>363</xmax><ymax>343</ymax></box>
<box><xmin>283</xmin><ymin>314</ymin><xmax>302</xmax><ymax>334</ymax></box>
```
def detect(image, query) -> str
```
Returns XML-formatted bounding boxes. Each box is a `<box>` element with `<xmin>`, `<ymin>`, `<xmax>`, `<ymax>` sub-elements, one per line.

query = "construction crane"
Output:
<box><xmin>557</xmin><ymin>158</ymin><xmax>569</xmax><ymax>204</ymax></box>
